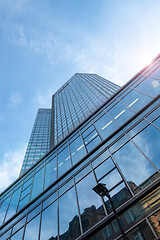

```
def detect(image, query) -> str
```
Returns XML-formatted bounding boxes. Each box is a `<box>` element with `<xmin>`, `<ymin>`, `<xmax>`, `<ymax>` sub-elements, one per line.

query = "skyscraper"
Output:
<box><xmin>0</xmin><ymin>56</ymin><xmax>160</xmax><ymax>240</ymax></box>
<box><xmin>20</xmin><ymin>109</ymin><xmax>51</xmax><ymax>176</ymax></box>
<box><xmin>20</xmin><ymin>73</ymin><xmax>120</xmax><ymax>175</ymax></box>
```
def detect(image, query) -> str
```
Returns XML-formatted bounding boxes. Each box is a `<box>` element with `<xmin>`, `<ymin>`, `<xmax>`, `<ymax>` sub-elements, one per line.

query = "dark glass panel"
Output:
<box><xmin>136</xmin><ymin>77</ymin><xmax>160</xmax><ymax>97</ymax></box>
<box><xmin>58</xmin><ymin>146</ymin><xmax>71</xmax><ymax>178</ymax></box>
<box><xmin>76</xmin><ymin>172</ymin><xmax>105</xmax><ymax>232</ymax></box>
<box><xmin>27</xmin><ymin>204</ymin><xmax>41</xmax><ymax>222</ymax></box>
<box><xmin>92</xmin><ymin>149</ymin><xmax>110</xmax><ymax>169</ymax></box>
<box><xmin>132</xmin><ymin>123</ymin><xmax>160</xmax><ymax>171</ymax></box>
<box><xmin>112</xmin><ymin>140</ymin><xmax>157</xmax><ymax>193</ymax></box>
<box><xmin>86</xmin><ymin>135</ymin><xmax>101</xmax><ymax>152</ymax></box>
<box><xmin>146</xmin><ymin>106</ymin><xmax>160</xmax><ymax>123</ymax></box>
<box><xmin>94</xmin><ymin>157</ymin><xmax>115</xmax><ymax>180</ymax></box>
<box><xmin>5</xmin><ymin>187</ymin><xmax>22</xmax><ymax>222</ymax></box>
<box><xmin>40</xmin><ymin>201</ymin><xmax>58</xmax><ymax>240</ymax></box>
<box><xmin>75</xmin><ymin>164</ymin><xmax>92</xmax><ymax>183</ymax></box>
<box><xmin>69</xmin><ymin>136</ymin><xmax>86</xmax><ymax>165</ymax></box>
<box><xmin>94</xmin><ymin>113</ymin><xmax>118</xmax><ymax>140</ymax></box>
<box><xmin>0</xmin><ymin>229</ymin><xmax>11</xmax><ymax>240</ymax></box>
<box><xmin>0</xmin><ymin>196</ymin><xmax>11</xmax><ymax>225</ymax></box>
<box><xmin>10</xmin><ymin>227</ymin><xmax>24</xmax><ymax>240</ymax></box>
<box><xmin>99</xmin><ymin>168</ymin><xmax>122</xmax><ymax>190</ymax></box>
<box><xmin>108</xmin><ymin>101</ymin><xmax>134</xmax><ymax>126</ymax></box>
<box><xmin>44</xmin><ymin>157</ymin><xmax>57</xmax><ymax>189</ymax></box>
<box><xmin>42</xmin><ymin>192</ymin><xmax>57</xmax><ymax>210</ymax></box>
<box><xmin>18</xmin><ymin>194</ymin><xmax>30</xmax><ymax>211</ymax></box>
<box><xmin>12</xmin><ymin>217</ymin><xmax>26</xmax><ymax>234</ymax></box>
<box><xmin>24</xmin><ymin>214</ymin><xmax>40</xmax><ymax>240</ymax></box>
<box><xmin>152</xmin><ymin>116</ymin><xmax>160</xmax><ymax>128</ymax></box>
<box><xmin>82</xmin><ymin>125</ymin><xmax>95</xmax><ymax>138</ymax></box>
<box><xmin>125</xmin><ymin>221</ymin><xmax>155</xmax><ymax>240</ymax></box>
<box><xmin>104</xmin><ymin>182</ymin><xmax>131</xmax><ymax>213</ymax></box>
<box><xmin>20</xmin><ymin>185</ymin><xmax>31</xmax><ymax>199</ymax></box>
<box><xmin>121</xmin><ymin>89</ymin><xmax>152</xmax><ymax>112</ymax></box>
<box><xmin>59</xmin><ymin>187</ymin><xmax>80</xmax><ymax>239</ymax></box>
<box><xmin>31</xmin><ymin>167</ymin><xmax>44</xmax><ymax>201</ymax></box>
<box><xmin>58</xmin><ymin>178</ymin><xmax>74</xmax><ymax>196</ymax></box>
<box><xmin>150</xmin><ymin>66</ymin><xmax>160</xmax><ymax>79</ymax></box>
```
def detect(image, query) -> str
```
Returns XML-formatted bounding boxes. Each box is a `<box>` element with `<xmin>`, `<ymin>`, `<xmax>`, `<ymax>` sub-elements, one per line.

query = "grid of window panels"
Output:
<box><xmin>20</xmin><ymin>109</ymin><xmax>51</xmax><ymax>176</ymax></box>
<box><xmin>53</xmin><ymin>73</ymin><xmax>120</xmax><ymax>146</ymax></box>
<box><xmin>1</xmin><ymin>57</ymin><xmax>160</xmax><ymax>240</ymax></box>
<box><xmin>0</xmin><ymin>100</ymin><xmax>159</xmax><ymax>239</ymax></box>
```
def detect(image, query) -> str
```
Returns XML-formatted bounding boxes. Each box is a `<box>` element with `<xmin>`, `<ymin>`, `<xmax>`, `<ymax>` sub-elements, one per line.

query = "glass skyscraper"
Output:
<box><xmin>51</xmin><ymin>73</ymin><xmax>120</xmax><ymax>147</ymax></box>
<box><xmin>0</xmin><ymin>56</ymin><xmax>160</xmax><ymax>240</ymax></box>
<box><xmin>20</xmin><ymin>109</ymin><xmax>51</xmax><ymax>176</ymax></box>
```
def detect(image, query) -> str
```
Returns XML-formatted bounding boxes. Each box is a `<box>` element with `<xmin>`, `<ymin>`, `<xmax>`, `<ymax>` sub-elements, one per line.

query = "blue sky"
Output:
<box><xmin>0</xmin><ymin>0</ymin><xmax>160</xmax><ymax>192</ymax></box>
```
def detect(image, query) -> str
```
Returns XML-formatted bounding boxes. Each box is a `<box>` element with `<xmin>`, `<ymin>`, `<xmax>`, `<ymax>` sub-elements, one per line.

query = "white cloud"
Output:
<box><xmin>8</xmin><ymin>91</ymin><xmax>22</xmax><ymax>109</ymax></box>
<box><xmin>0</xmin><ymin>147</ymin><xmax>25</xmax><ymax>192</ymax></box>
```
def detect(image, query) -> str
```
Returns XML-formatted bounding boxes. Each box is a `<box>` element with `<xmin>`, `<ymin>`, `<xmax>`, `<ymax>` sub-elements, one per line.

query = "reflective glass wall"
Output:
<box><xmin>1</xmin><ymin>56</ymin><xmax>160</xmax><ymax>240</ymax></box>
<box><xmin>52</xmin><ymin>73</ymin><xmax>120</xmax><ymax>146</ymax></box>
<box><xmin>20</xmin><ymin>109</ymin><xmax>51</xmax><ymax>176</ymax></box>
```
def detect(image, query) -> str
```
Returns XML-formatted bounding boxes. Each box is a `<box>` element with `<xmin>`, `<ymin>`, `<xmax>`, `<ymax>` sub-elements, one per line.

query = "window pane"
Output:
<box><xmin>58</xmin><ymin>146</ymin><xmax>71</xmax><ymax>178</ymax></box>
<box><xmin>5</xmin><ymin>187</ymin><xmax>22</xmax><ymax>222</ymax></box>
<box><xmin>99</xmin><ymin>168</ymin><xmax>122</xmax><ymax>190</ymax></box>
<box><xmin>112</xmin><ymin>141</ymin><xmax>157</xmax><ymax>193</ymax></box>
<box><xmin>108</xmin><ymin>101</ymin><xmax>134</xmax><ymax>126</ymax></box>
<box><xmin>94</xmin><ymin>113</ymin><xmax>118</xmax><ymax>140</ymax></box>
<box><xmin>86</xmin><ymin>135</ymin><xmax>101</xmax><ymax>152</ymax></box>
<box><xmin>40</xmin><ymin>201</ymin><xmax>58</xmax><ymax>240</ymax></box>
<box><xmin>135</xmin><ymin>77</ymin><xmax>160</xmax><ymax>97</ymax></box>
<box><xmin>31</xmin><ymin>168</ymin><xmax>44</xmax><ymax>201</ymax></box>
<box><xmin>12</xmin><ymin>217</ymin><xmax>26</xmax><ymax>234</ymax></box>
<box><xmin>0</xmin><ymin>196</ymin><xmax>11</xmax><ymax>225</ymax></box>
<box><xmin>94</xmin><ymin>157</ymin><xmax>115</xmax><ymax>180</ymax></box>
<box><xmin>59</xmin><ymin>187</ymin><xmax>80</xmax><ymax>239</ymax></box>
<box><xmin>76</xmin><ymin>172</ymin><xmax>105</xmax><ymax>232</ymax></box>
<box><xmin>24</xmin><ymin>214</ymin><xmax>40</xmax><ymax>240</ymax></box>
<box><xmin>69</xmin><ymin>136</ymin><xmax>86</xmax><ymax>165</ymax></box>
<box><xmin>11</xmin><ymin>227</ymin><xmax>24</xmax><ymax>240</ymax></box>
<box><xmin>132</xmin><ymin>123</ymin><xmax>160</xmax><ymax>171</ymax></box>
<box><xmin>44</xmin><ymin>157</ymin><xmax>57</xmax><ymax>189</ymax></box>
<box><xmin>121</xmin><ymin>89</ymin><xmax>152</xmax><ymax>112</ymax></box>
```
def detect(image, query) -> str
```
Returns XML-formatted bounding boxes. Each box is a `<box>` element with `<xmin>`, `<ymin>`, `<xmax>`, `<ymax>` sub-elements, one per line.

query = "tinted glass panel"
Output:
<box><xmin>40</xmin><ymin>201</ymin><xmax>58</xmax><ymax>240</ymax></box>
<box><xmin>108</xmin><ymin>101</ymin><xmax>134</xmax><ymax>126</ymax></box>
<box><xmin>121</xmin><ymin>89</ymin><xmax>152</xmax><ymax>112</ymax></box>
<box><xmin>58</xmin><ymin>146</ymin><xmax>71</xmax><ymax>178</ymax></box>
<box><xmin>31</xmin><ymin>168</ymin><xmax>44</xmax><ymax>201</ymax></box>
<box><xmin>76</xmin><ymin>172</ymin><xmax>105</xmax><ymax>232</ymax></box>
<box><xmin>94</xmin><ymin>157</ymin><xmax>115</xmax><ymax>180</ymax></box>
<box><xmin>44</xmin><ymin>157</ymin><xmax>57</xmax><ymax>189</ymax></box>
<box><xmin>132</xmin><ymin>124</ymin><xmax>160</xmax><ymax>170</ymax></box>
<box><xmin>94</xmin><ymin>113</ymin><xmax>118</xmax><ymax>140</ymax></box>
<box><xmin>10</xmin><ymin>227</ymin><xmax>24</xmax><ymax>240</ymax></box>
<box><xmin>135</xmin><ymin>77</ymin><xmax>160</xmax><ymax>97</ymax></box>
<box><xmin>0</xmin><ymin>196</ymin><xmax>11</xmax><ymax>225</ymax></box>
<box><xmin>24</xmin><ymin>214</ymin><xmax>40</xmax><ymax>240</ymax></box>
<box><xmin>59</xmin><ymin>187</ymin><xmax>80</xmax><ymax>239</ymax></box>
<box><xmin>5</xmin><ymin>187</ymin><xmax>22</xmax><ymax>222</ymax></box>
<box><xmin>69</xmin><ymin>136</ymin><xmax>86</xmax><ymax>165</ymax></box>
<box><xmin>112</xmin><ymin>141</ymin><xmax>157</xmax><ymax>193</ymax></box>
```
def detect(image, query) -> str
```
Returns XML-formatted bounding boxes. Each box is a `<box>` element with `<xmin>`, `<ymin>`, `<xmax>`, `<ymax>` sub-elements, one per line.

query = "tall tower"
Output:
<box><xmin>20</xmin><ymin>73</ymin><xmax>120</xmax><ymax>175</ymax></box>
<box><xmin>20</xmin><ymin>109</ymin><xmax>51</xmax><ymax>176</ymax></box>
<box><xmin>51</xmin><ymin>73</ymin><xmax>120</xmax><ymax>147</ymax></box>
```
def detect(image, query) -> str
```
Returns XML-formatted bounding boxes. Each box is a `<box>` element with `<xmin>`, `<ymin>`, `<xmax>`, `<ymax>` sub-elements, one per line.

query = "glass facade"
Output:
<box><xmin>51</xmin><ymin>73</ymin><xmax>120</xmax><ymax>147</ymax></box>
<box><xmin>20</xmin><ymin>109</ymin><xmax>51</xmax><ymax>176</ymax></box>
<box><xmin>0</xmin><ymin>56</ymin><xmax>160</xmax><ymax>240</ymax></box>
